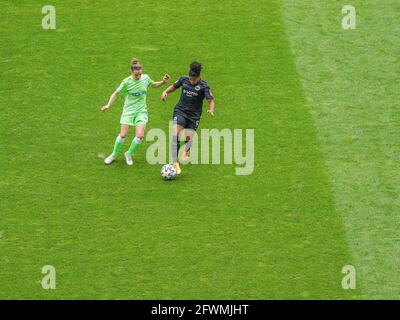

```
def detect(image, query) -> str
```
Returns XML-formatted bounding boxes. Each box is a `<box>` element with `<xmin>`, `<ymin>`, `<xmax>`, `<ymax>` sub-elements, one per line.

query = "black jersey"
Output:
<box><xmin>172</xmin><ymin>76</ymin><xmax>214</xmax><ymax>119</ymax></box>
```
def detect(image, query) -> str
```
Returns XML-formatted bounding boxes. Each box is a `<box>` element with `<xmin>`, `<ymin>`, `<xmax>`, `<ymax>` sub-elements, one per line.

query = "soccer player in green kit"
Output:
<box><xmin>101</xmin><ymin>58</ymin><xmax>170</xmax><ymax>165</ymax></box>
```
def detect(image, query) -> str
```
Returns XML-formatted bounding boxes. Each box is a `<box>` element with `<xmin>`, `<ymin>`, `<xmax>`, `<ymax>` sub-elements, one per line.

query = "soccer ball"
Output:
<box><xmin>161</xmin><ymin>164</ymin><xmax>177</xmax><ymax>180</ymax></box>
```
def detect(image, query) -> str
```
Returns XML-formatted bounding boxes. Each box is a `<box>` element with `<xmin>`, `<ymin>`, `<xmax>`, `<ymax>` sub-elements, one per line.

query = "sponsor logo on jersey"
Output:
<box><xmin>183</xmin><ymin>89</ymin><xmax>199</xmax><ymax>97</ymax></box>
<box><xmin>130</xmin><ymin>90</ymin><xmax>147</xmax><ymax>97</ymax></box>
<box><xmin>195</xmin><ymin>85</ymin><xmax>201</xmax><ymax>91</ymax></box>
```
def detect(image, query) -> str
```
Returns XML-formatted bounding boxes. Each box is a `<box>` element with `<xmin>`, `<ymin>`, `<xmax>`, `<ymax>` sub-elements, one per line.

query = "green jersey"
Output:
<box><xmin>116</xmin><ymin>74</ymin><xmax>154</xmax><ymax>115</ymax></box>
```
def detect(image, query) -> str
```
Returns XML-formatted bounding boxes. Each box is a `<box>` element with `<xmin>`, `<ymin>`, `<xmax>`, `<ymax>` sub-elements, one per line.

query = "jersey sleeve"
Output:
<box><xmin>116</xmin><ymin>79</ymin><xmax>127</xmax><ymax>95</ymax></box>
<box><xmin>204</xmin><ymin>85</ymin><xmax>214</xmax><ymax>100</ymax></box>
<box><xmin>173</xmin><ymin>77</ymin><xmax>184</xmax><ymax>89</ymax></box>
<box><xmin>147</xmin><ymin>76</ymin><xmax>154</xmax><ymax>87</ymax></box>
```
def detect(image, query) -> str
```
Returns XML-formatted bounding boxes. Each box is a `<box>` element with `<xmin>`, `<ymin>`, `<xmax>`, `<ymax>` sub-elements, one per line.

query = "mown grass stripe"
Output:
<box><xmin>282</xmin><ymin>0</ymin><xmax>400</xmax><ymax>299</ymax></box>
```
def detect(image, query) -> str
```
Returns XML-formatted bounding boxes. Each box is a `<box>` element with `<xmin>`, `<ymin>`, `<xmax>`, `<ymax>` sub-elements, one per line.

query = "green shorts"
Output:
<box><xmin>120</xmin><ymin>111</ymin><xmax>148</xmax><ymax>126</ymax></box>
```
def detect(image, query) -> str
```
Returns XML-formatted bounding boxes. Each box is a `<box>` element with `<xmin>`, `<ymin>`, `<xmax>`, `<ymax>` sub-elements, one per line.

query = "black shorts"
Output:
<box><xmin>172</xmin><ymin>112</ymin><xmax>200</xmax><ymax>131</ymax></box>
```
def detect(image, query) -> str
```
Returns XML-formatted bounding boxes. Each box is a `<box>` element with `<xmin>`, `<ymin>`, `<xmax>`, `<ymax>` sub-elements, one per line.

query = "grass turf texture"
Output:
<box><xmin>282</xmin><ymin>0</ymin><xmax>400</xmax><ymax>298</ymax></box>
<box><xmin>0</xmin><ymin>0</ymin><xmax>396</xmax><ymax>299</ymax></box>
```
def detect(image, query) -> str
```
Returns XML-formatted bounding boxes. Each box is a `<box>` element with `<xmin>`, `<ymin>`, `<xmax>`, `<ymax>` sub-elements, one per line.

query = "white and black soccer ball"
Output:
<box><xmin>161</xmin><ymin>164</ymin><xmax>177</xmax><ymax>180</ymax></box>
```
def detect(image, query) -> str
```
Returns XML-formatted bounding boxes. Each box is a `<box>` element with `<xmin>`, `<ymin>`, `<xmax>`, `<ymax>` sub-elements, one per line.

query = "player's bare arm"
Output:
<box><xmin>101</xmin><ymin>91</ymin><xmax>119</xmax><ymax>112</ymax></box>
<box><xmin>152</xmin><ymin>74</ymin><xmax>170</xmax><ymax>88</ymax></box>
<box><xmin>161</xmin><ymin>84</ymin><xmax>177</xmax><ymax>102</ymax></box>
<box><xmin>207</xmin><ymin>98</ymin><xmax>215</xmax><ymax>116</ymax></box>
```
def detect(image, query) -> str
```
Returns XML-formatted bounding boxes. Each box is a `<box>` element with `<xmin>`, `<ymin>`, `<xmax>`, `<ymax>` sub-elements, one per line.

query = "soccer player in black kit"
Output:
<box><xmin>161</xmin><ymin>61</ymin><xmax>215</xmax><ymax>174</ymax></box>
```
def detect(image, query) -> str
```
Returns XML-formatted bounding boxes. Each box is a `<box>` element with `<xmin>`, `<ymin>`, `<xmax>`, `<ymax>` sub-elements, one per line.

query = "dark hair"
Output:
<box><xmin>189</xmin><ymin>61</ymin><xmax>202</xmax><ymax>77</ymax></box>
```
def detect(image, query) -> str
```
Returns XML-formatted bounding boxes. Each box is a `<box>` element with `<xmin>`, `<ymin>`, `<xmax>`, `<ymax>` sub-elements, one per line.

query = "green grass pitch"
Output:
<box><xmin>0</xmin><ymin>0</ymin><xmax>398</xmax><ymax>299</ymax></box>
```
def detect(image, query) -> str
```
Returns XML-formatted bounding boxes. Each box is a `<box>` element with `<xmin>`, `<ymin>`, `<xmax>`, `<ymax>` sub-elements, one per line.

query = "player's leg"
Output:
<box><xmin>182</xmin><ymin>119</ymin><xmax>199</xmax><ymax>161</ymax></box>
<box><xmin>171</xmin><ymin>114</ymin><xmax>185</xmax><ymax>174</ymax></box>
<box><xmin>182</xmin><ymin>130</ymin><xmax>194</xmax><ymax>161</ymax></box>
<box><xmin>125</xmin><ymin>112</ymin><xmax>148</xmax><ymax>165</ymax></box>
<box><xmin>105</xmin><ymin>124</ymin><xmax>130</xmax><ymax>164</ymax></box>
<box><xmin>125</xmin><ymin>123</ymin><xmax>145</xmax><ymax>165</ymax></box>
